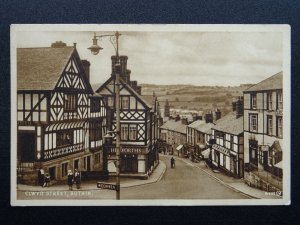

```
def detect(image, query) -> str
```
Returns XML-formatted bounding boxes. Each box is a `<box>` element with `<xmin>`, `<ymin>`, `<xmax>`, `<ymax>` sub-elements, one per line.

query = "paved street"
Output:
<box><xmin>17</xmin><ymin>155</ymin><xmax>249</xmax><ymax>200</ymax></box>
<box><xmin>120</xmin><ymin>155</ymin><xmax>248</xmax><ymax>199</ymax></box>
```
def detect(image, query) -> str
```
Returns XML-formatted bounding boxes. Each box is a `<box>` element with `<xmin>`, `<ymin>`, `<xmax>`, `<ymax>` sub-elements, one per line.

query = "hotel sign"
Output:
<box><xmin>107</xmin><ymin>147</ymin><xmax>147</xmax><ymax>154</ymax></box>
<box><xmin>212</xmin><ymin>144</ymin><xmax>230</xmax><ymax>156</ymax></box>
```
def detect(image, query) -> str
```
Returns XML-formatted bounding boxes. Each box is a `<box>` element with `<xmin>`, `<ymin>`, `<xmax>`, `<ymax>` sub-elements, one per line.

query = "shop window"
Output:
<box><xmin>57</xmin><ymin>130</ymin><xmax>73</xmax><ymax>147</ymax></box>
<box><xmin>61</xmin><ymin>162</ymin><xmax>68</xmax><ymax>177</ymax></box>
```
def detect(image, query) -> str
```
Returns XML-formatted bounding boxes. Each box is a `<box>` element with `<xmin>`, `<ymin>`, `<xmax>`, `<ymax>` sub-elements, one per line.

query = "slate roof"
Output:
<box><xmin>213</xmin><ymin>112</ymin><xmax>243</xmax><ymax>135</ymax></box>
<box><xmin>244</xmin><ymin>72</ymin><xmax>282</xmax><ymax>92</ymax></box>
<box><xmin>17</xmin><ymin>47</ymin><xmax>74</xmax><ymax>90</ymax></box>
<box><xmin>160</xmin><ymin>120</ymin><xmax>187</xmax><ymax>134</ymax></box>
<box><xmin>188</xmin><ymin>120</ymin><xmax>205</xmax><ymax>129</ymax></box>
<box><xmin>194</xmin><ymin>122</ymin><xmax>215</xmax><ymax>134</ymax></box>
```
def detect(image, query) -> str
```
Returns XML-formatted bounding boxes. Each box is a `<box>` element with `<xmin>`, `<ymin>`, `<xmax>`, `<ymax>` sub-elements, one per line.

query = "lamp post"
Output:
<box><xmin>88</xmin><ymin>31</ymin><xmax>122</xmax><ymax>200</ymax></box>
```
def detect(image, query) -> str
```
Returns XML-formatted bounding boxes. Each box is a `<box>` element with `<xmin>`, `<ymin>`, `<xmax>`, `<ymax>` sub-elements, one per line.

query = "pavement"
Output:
<box><xmin>17</xmin><ymin>154</ymin><xmax>281</xmax><ymax>199</ymax></box>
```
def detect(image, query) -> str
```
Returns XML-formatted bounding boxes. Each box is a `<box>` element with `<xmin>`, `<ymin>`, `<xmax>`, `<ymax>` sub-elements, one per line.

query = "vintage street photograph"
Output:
<box><xmin>10</xmin><ymin>24</ymin><xmax>290</xmax><ymax>206</ymax></box>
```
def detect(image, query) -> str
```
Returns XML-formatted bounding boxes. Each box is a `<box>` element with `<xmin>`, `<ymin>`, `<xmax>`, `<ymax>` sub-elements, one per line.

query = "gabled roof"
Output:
<box><xmin>244</xmin><ymin>72</ymin><xmax>282</xmax><ymax>92</ymax></box>
<box><xmin>17</xmin><ymin>47</ymin><xmax>74</xmax><ymax>90</ymax></box>
<box><xmin>213</xmin><ymin>112</ymin><xmax>243</xmax><ymax>135</ymax></box>
<box><xmin>96</xmin><ymin>76</ymin><xmax>152</xmax><ymax>109</ymax></box>
<box><xmin>160</xmin><ymin>120</ymin><xmax>187</xmax><ymax>134</ymax></box>
<box><xmin>195</xmin><ymin>122</ymin><xmax>215</xmax><ymax>134</ymax></box>
<box><xmin>188</xmin><ymin>120</ymin><xmax>205</xmax><ymax>129</ymax></box>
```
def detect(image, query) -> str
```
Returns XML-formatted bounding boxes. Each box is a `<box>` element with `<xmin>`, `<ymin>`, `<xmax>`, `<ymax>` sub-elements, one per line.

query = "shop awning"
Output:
<box><xmin>45</xmin><ymin>121</ymin><xmax>86</xmax><ymax>132</ymax></box>
<box><xmin>201</xmin><ymin>148</ymin><xmax>210</xmax><ymax>159</ymax></box>
<box><xmin>272</xmin><ymin>141</ymin><xmax>282</xmax><ymax>152</ymax></box>
<box><xmin>274</xmin><ymin>161</ymin><xmax>283</xmax><ymax>169</ymax></box>
<box><xmin>176</xmin><ymin>145</ymin><xmax>183</xmax><ymax>151</ymax></box>
<box><xmin>197</xmin><ymin>143</ymin><xmax>206</xmax><ymax>149</ymax></box>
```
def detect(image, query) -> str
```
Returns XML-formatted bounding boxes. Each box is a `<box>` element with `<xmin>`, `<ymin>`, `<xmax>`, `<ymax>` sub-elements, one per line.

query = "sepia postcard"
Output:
<box><xmin>10</xmin><ymin>24</ymin><xmax>291</xmax><ymax>206</ymax></box>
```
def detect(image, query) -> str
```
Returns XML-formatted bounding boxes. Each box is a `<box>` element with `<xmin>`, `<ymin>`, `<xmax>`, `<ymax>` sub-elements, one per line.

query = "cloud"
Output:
<box><xmin>16</xmin><ymin>30</ymin><xmax>283</xmax><ymax>86</ymax></box>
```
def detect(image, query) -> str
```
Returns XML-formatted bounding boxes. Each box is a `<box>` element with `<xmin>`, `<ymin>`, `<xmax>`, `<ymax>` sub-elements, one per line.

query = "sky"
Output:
<box><xmin>16</xmin><ymin>28</ymin><xmax>283</xmax><ymax>86</ymax></box>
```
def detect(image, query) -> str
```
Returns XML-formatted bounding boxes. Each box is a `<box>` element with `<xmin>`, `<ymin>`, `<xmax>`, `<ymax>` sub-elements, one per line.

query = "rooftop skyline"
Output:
<box><xmin>16</xmin><ymin>28</ymin><xmax>283</xmax><ymax>86</ymax></box>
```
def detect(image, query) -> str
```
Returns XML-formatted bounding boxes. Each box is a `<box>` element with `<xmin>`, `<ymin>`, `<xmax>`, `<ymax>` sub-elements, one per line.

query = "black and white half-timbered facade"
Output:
<box><xmin>17</xmin><ymin>42</ymin><xmax>106</xmax><ymax>184</ymax></box>
<box><xmin>211</xmin><ymin>106</ymin><xmax>244</xmax><ymax>178</ymax></box>
<box><xmin>96</xmin><ymin>56</ymin><xmax>160</xmax><ymax>179</ymax></box>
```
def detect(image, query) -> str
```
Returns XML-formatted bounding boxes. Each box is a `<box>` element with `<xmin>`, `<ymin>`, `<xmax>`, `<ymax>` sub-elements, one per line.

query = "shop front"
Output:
<box><xmin>106</xmin><ymin>145</ymin><xmax>151</xmax><ymax>179</ymax></box>
<box><xmin>211</xmin><ymin>144</ymin><xmax>240</xmax><ymax>178</ymax></box>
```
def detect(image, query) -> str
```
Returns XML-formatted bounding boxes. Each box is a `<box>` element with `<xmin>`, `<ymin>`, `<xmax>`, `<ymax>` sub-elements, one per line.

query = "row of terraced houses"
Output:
<box><xmin>16</xmin><ymin>42</ymin><xmax>161</xmax><ymax>185</ymax></box>
<box><xmin>160</xmin><ymin>72</ymin><xmax>284</xmax><ymax>192</ymax></box>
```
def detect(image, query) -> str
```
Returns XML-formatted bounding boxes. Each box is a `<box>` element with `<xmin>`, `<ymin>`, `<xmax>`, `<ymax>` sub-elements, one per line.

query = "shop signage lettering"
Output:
<box><xmin>212</xmin><ymin>144</ymin><xmax>230</xmax><ymax>156</ymax></box>
<box><xmin>108</xmin><ymin>147</ymin><xmax>143</xmax><ymax>154</ymax></box>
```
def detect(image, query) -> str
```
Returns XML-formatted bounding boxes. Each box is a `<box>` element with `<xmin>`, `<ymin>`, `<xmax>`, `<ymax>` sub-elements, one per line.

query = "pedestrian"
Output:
<box><xmin>43</xmin><ymin>173</ymin><xmax>50</xmax><ymax>187</ymax></box>
<box><xmin>38</xmin><ymin>168</ymin><xmax>45</xmax><ymax>187</ymax></box>
<box><xmin>74</xmin><ymin>169</ymin><xmax>81</xmax><ymax>189</ymax></box>
<box><xmin>67</xmin><ymin>170</ymin><xmax>74</xmax><ymax>191</ymax></box>
<box><xmin>171</xmin><ymin>157</ymin><xmax>175</xmax><ymax>168</ymax></box>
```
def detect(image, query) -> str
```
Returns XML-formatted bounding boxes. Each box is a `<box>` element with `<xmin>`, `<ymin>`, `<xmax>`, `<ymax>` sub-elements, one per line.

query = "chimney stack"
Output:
<box><xmin>205</xmin><ymin>113</ymin><xmax>213</xmax><ymax>123</ymax></box>
<box><xmin>51</xmin><ymin>41</ymin><xmax>67</xmax><ymax>48</ymax></box>
<box><xmin>181</xmin><ymin>118</ymin><xmax>188</xmax><ymax>125</ymax></box>
<box><xmin>81</xmin><ymin>60</ymin><xmax>90</xmax><ymax>81</ymax></box>
<box><xmin>215</xmin><ymin>109</ymin><xmax>221</xmax><ymax>120</ymax></box>
<box><xmin>111</xmin><ymin>55</ymin><xmax>130</xmax><ymax>81</ymax></box>
<box><xmin>236</xmin><ymin>96</ymin><xmax>244</xmax><ymax>118</ymax></box>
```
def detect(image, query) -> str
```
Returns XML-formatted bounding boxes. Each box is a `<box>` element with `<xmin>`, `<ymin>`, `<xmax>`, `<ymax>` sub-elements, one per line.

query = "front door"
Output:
<box><xmin>49</xmin><ymin>166</ymin><xmax>56</xmax><ymax>180</ymax></box>
<box><xmin>87</xmin><ymin>156</ymin><xmax>91</xmax><ymax>171</ymax></box>
<box><xmin>121</xmin><ymin>155</ymin><xmax>138</xmax><ymax>173</ymax></box>
<box><xmin>18</xmin><ymin>132</ymin><xmax>35</xmax><ymax>162</ymax></box>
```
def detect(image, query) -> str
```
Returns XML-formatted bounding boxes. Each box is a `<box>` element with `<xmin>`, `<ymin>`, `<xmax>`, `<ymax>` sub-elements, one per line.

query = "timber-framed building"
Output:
<box><xmin>17</xmin><ymin>42</ymin><xmax>107</xmax><ymax>184</ymax></box>
<box><xmin>96</xmin><ymin>56</ymin><xmax>160</xmax><ymax>179</ymax></box>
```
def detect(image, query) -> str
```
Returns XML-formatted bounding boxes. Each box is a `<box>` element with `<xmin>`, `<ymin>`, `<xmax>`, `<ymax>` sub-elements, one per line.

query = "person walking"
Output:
<box><xmin>74</xmin><ymin>169</ymin><xmax>81</xmax><ymax>189</ymax></box>
<box><xmin>38</xmin><ymin>168</ymin><xmax>45</xmax><ymax>187</ymax></box>
<box><xmin>171</xmin><ymin>157</ymin><xmax>175</xmax><ymax>168</ymax></box>
<box><xmin>43</xmin><ymin>173</ymin><xmax>50</xmax><ymax>187</ymax></box>
<box><xmin>67</xmin><ymin>170</ymin><xmax>74</xmax><ymax>191</ymax></box>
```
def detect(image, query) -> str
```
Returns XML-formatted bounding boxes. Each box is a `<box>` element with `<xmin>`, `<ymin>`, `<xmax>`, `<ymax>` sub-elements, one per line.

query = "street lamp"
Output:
<box><xmin>88</xmin><ymin>31</ymin><xmax>122</xmax><ymax>200</ymax></box>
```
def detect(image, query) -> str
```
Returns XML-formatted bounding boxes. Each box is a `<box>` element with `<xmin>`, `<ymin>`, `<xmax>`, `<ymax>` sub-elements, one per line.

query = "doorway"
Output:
<box><xmin>121</xmin><ymin>155</ymin><xmax>138</xmax><ymax>173</ymax></box>
<box><xmin>18</xmin><ymin>132</ymin><xmax>35</xmax><ymax>162</ymax></box>
<box><xmin>74</xmin><ymin>159</ymin><xmax>79</xmax><ymax>170</ymax></box>
<box><xmin>49</xmin><ymin>166</ymin><xmax>56</xmax><ymax>180</ymax></box>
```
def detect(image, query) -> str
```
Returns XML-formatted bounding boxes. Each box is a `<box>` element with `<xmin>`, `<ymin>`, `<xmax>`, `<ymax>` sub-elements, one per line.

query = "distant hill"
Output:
<box><xmin>90</xmin><ymin>82</ymin><xmax>253</xmax><ymax>114</ymax></box>
<box><xmin>140</xmin><ymin>83</ymin><xmax>253</xmax><ymax>114</ymax></box>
